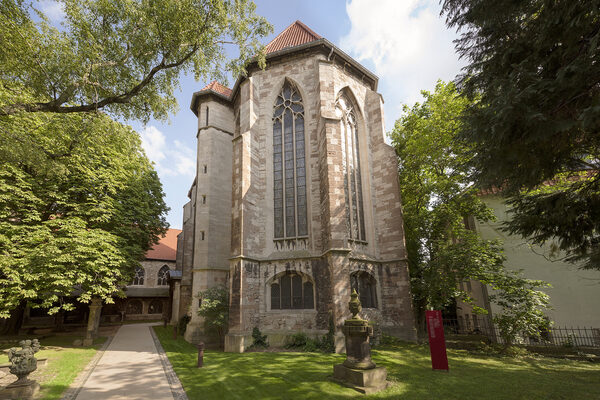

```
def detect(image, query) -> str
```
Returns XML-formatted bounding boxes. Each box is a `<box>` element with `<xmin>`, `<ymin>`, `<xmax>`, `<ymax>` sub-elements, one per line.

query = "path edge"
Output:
<box><xmin>150</xmin><ymin>326</ymin><xmax>189</xmax><ymax>400</ymax></box>
<box><xmin>61</xmin><ymin>333</ymin><xmax>115</xmax><ymax>400</ymax></box>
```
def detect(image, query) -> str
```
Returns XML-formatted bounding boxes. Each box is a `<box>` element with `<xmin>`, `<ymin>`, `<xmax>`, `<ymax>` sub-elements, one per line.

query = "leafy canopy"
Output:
<box><xmin>391</xmin><ymin>81</ymin><xmax>550</xmax><ymax>339</ymax></box>
<box><xmin>441</xmin><ymin>0</ymin><xmax>600</xmax><ymax>269</ymax></box>
<box><xmin>0</xmin><ymin>111</ymin><xmax>169</xmax><ymax>317</ymax></box>
<box><xmin>0</xmin><ymin>0</ymin><xmax>272</xmax><ymax>120</ymax></box>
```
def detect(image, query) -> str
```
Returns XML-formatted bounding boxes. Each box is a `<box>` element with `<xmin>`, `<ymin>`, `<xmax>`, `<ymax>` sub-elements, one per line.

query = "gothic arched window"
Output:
<box><xmin>126</xmin><ymin>299</ymin><xmax>143</xmax><ymax>314</ymax></box>
<box><xmin>270</xmin><ymin>272</ymin><xmax>314</xmax><ymax>310</ymax></box>
<box><xmin>157</xmin><ymin>265</ymin><xmax>169</xmax><ymax>286</ymax></box>
<box><xmin>148</xmin><ymin>299</ymin><xmax>163</xmax><ymax>314</ymax></box>
<box><xmin>131</xmin><ymin>266</ymin><xmax>145</xmax><ymax>286</ymax></box>
<box><xmin>350</xmin><ymin>271</ymin><xmax>377</xmax><ymax>309</ymax></box>
<box><xmin>336</xmin><ymin>94</ymin><xmax>366</xmax><ymax>241</ymax></box>
<box><xmin>273</xmin><ymin>81</ymin><xmax>307</xmax><ymax>239</ymax></box>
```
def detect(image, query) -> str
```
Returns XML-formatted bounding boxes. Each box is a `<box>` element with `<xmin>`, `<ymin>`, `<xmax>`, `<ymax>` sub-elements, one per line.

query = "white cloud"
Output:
<box><xmin>340</xmin><ymin>0</ymin><xmax>465</xmax><ymax>126</ymax></box>
<box><xmin>140</xmin><ymin>126</ymin><xmax>195</xmax><ymax>178</ymax></box>
<box><xmin>38</xmin><ymin>0</ymin><xmax>66</xmax><ymax>22</ymax></box>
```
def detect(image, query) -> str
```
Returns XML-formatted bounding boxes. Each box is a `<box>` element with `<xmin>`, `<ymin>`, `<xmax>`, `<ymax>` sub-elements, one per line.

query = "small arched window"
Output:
<box><xmin>157</xmin><ymin>265</ymin><xmax>169</xmax><ymax>286</ymax></box>
<box><xmin>336</xmin><ymin>94</ymin><xmax>366</xmax><ymax>241</ymax></box>
<box><xmin>148</xmin><ymin>299</ymin><xmax>163</xmax><ymax>314</ymax></box>
<box><xmin>132</xmin><ymin>266</ymin><xmax>145</xmax><ymax>286</ymax></box>
<box><xmin>270</xmin><ymin>272</ymin><xmax>314</xmax><ymax>310</ymax></box>
<box><xmin>126</xmin><ymin>300</ymin><xmax>142</xmax><ymax>314</ymax></box>
<box><xmin>350</xmin><ymin>271</ymin><xmax>377</xmax><ymax>309</ymax></box>
<box><xmin>273</xmin><ymin>80</ymin><xmax>307</xmax><ymax>239</ymax></box>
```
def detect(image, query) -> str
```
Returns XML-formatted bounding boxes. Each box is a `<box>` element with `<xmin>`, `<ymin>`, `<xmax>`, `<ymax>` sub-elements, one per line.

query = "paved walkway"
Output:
<box><xmin>73</xmin><ymin>323</ymin><xmax>180</xmax><ymax>400</ymax></box>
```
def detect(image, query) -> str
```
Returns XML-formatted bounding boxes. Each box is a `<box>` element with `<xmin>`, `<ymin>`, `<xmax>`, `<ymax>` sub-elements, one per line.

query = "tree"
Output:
<box><xmin>391</xmin><ymin>81</ymin><xmax>550</xmax><ymax>337</ymax></box>
<box><xmin>441</xmin><ymin>0</ymin><xmax>600</xmax><ymax>270</ymax></box>
<box><xmin>0</xmin><ymin>0</ymin><xmax>272</xmax><ymax>120</ymax></box>
<box><xmin>0</xmin><ymin>111</ymin><xmax>169</xmax><ymax>318</ymax></box>
<box><xmin>197</xmin><ymin>286</ymin><xmax>229</xmax><ymax>347</ymax></box>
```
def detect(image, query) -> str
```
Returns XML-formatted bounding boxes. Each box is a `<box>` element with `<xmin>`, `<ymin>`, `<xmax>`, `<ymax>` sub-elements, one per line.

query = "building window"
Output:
<box><xmin>131</xmin><ymin>266</ymin><xmax>144</xmax><ymax>286</ymax></box>
<box><xmin>336</xmin><ymin>94</ymin><xmax>366</xmax><ymax>241</ymax></box>
<box><xmin>270</xmin><ymin>272</ymin><xmax>314</xmax><ymax>310</ymax></box>
<box><xmin>202</xmin><ymin>195</ymin><xmax>206</xmax><ymax>204</ymax></box>
<box><xmin>350</xmin><ymin>271</ymin><xmax>377</xmax><ymax>309</ymax></box>
<box><xmin>201</xmin><ymin>231</ymin><xmax>205</xmax><ymax>240</ymax></box>
<box><xmin>126</xmin><ymin>300</ymin><xmax>142</xmax><ymax>314</ymax></box>
<box><xmin>203</xmin><ymin>165</ymin><xmax>207</xmax><ymax>174</ymax></box>
<box><xmin>206</xmin><ymin>106</ymin><xmax>209</xmax><ymax>126</ymax></box>
<box><xmin>148</xmin><ymin>300</ymin><xmax>163</xmax><ymax>314</ymax></box>
<box><xmin>157</xmin><ymin>265</ymin><xmax>169</xmax><ymax>286</ymax></box>
<box><xmin>273</xmin><ymin>80</ymin><xmax>307</xmax><ymax>239</ymax></box>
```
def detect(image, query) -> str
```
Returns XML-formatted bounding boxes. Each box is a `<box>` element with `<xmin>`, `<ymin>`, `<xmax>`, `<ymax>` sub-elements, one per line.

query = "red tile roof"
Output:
<box><xmin>145</xmin><ymin>228</ymin><xmax>181</xmax><ymax>261</ymax></box>
<box><xmin>201</xmin><ymin>81</ymin><xmax>233</xmax><ymax>98</ymax></box>
<box><xmin>264</xmin><ymin>20</ymin><xmax>321</xmax><ymax>54</ymax></box>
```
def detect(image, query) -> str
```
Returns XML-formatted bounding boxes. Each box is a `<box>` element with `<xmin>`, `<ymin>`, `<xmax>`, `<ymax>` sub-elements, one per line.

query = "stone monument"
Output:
<box><xmin>333</xmin><ymin>290</ymin><xmax>389</xmax><ymax>394</ymax></box>
<box><xmin>0</xmin><ymin>339</ymin><xmax>41</xmax><ymax>400</ymax></box>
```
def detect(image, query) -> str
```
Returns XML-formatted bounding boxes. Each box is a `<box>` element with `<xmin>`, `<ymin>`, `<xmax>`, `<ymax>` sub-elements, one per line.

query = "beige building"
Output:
<box><xmin>472</xmin><ymin>195</ymin><xmax>600</xmax><ymax>329</ymax></box>
<box><xmin>172</xmin><ymin>21</ymin><xmax>417</xmax><ymax>352</ymax></box>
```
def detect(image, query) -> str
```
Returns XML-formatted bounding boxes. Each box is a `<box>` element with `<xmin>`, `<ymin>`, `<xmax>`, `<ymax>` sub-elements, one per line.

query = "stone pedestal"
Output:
<box><xmin>0</xmin><ymin>380</ymin><xmax>40</xmax><ymax>400</ymax></box>
<box><xmin>333</xmin><ymin>365</ymin><xmax>389</xmax><ymax>395</ymax></box>
<box><xmin>83</xmin><ymin>298</ymin><xmax>102</xmax><ymax>346</ymax></box>
<box><xmin>333</xmin><ymin>289</ymin><xmax>390</xmax><ymax>394</ymax></box>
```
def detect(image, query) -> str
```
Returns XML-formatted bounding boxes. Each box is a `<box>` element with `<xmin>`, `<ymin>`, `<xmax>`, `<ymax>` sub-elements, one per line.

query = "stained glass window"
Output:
<box><xmin>132</xmin><ymin>266</ymin><xmax>145</xmax><ymax>286</ymax></box>
<box><xmin>273</xmin><ymin>81</ymin><xmax>308</xmax><ymax>239</ymax></box>
<box><xmin>148</xmin><ymin>299</ymin><xmax>163</xmax><ymax>314</ymax></box>
<box><xmin>157</xmin><ymin>265</ymin><xmax>169</xmax><ymax>286</ymax></box>
<box><xmin>350</xmin><ymin>271</ymin><xmax>377</xmax><ymax>309</ymax></box>
<box><xmin>336</xmin><ymin>94</ymin><xmax>366</xmax><ymax>241</ymax></box>
<box><xmin>270</xmin><ymin>272</ymin><xmax>314</xmax><ymax>310</ymax></box>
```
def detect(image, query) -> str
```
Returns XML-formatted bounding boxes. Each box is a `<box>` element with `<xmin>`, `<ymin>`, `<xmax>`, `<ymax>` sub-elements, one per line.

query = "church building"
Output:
<box><xmin>171</xmin><ymin>21</ymin><xmax>417</xmax><ymax>352</ymax></box>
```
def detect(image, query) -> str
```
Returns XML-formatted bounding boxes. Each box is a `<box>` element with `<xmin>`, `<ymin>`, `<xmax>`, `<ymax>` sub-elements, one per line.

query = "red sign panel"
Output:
<box><xmin>426</xmin><ymin>310</ymin><xmax>449</xmax><ymax>371</ymax></box>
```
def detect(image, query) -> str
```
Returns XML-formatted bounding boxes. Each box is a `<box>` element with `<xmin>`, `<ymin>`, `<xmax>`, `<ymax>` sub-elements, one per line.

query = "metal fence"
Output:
<box><xmin>441</xmin><ymin>317</ymin><xmax>600</xmax><ymax>348</ymax></box>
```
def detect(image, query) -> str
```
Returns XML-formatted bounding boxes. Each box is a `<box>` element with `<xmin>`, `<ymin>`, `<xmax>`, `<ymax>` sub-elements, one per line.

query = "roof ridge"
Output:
<box><xmin>294</xmin><ymin>20</ymin><xmax>321</xmax><ymax>39</ymax></box>
<box><xmin>201</xmin><ymin>81</ymin><xmax>232</xmax><ymax>97</ymax></box>
<box><xmin>264</xmin><ymin>20</ymin><xmax>321</xmax><ymax>54</ymax></box>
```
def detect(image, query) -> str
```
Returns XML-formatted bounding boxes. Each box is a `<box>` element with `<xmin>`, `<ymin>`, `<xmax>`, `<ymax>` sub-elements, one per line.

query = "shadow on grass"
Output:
<box><xmin>154</xmin><ymin>327</ymin><xmax>600</xmax><ymax>400</ymax></box>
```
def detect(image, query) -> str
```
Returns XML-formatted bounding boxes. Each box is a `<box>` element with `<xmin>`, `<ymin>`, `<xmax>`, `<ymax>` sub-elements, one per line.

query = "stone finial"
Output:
<box><xmin>7</xmin><ymin>339</ymin><xmax>40</xmax><ymax>384</ymax></box>
<box><xmin>349</xmin><ymin>289</ymin><xmax>362</xmax><ymax>319</ymax></box>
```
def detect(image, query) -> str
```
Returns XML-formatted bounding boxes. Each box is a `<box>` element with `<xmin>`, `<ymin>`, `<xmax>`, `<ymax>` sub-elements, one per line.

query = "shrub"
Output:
<box><xmin>251</xmin><ymin>327</ymin><xmax>269</xmax><ymax>348</ymax></box>
<box><xmin>197</xmin><ymin>286</ymin><xmax>229</xmax><ymax>346</ymax></box>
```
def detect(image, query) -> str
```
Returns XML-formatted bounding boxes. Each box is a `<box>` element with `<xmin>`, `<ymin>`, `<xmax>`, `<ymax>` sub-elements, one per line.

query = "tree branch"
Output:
<box><xmin>0</xmin><ymin>44</ymin><xmax>199</xmax><ymax>116</ymax></box>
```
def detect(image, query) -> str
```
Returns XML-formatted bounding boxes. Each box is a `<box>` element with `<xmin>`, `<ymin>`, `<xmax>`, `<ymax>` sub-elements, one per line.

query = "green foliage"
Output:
<box><xmin>0</xmin><ymin>0</ymin><xmax>272</xmax><ymax>121</ymax></box>
<box><xmin>441</xmin><ymin>0</ymin><xmax>600</xmax><ymax>270</ymax></box>
<box><xmin>284</xmin><ymin>329</ymin><xmax>334</xmax><ymax>353</ymax></box>
<box><xmin>391</xmin><ymin>81</ymin><xmax>551</xmax><ymax>336</ymax></box>
<box><xmin>250</xmin><ymin>327</ymin><xmax>268</xmax><ymax>348</ymax></box>
<box><xmin>197</xmin><ymin>286</ymin><xmax>229</xmax><ymax>343</ymax></box>
<box><xmin>487</xmin><ymin>271</ymin><xmax>551</xmax><ymax>347</ymax></box>
<box><xmin>0</xmin><ymin>112</ymin><xmax>168</xmax><ymax>317</ymax></box>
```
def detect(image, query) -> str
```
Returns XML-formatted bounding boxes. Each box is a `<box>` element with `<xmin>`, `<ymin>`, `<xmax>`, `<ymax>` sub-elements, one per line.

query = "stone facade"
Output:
<box><xmin>174</xmin><ymin>22</ymin><xmax>417</xmax><ymax>352</ymax></box>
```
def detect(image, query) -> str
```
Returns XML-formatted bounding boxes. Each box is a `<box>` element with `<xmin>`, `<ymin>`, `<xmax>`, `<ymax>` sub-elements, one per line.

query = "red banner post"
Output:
<box><xmin>426</xmin><ymin>310</ymin><xmax>449</xmax><ymax>371</ymax></box>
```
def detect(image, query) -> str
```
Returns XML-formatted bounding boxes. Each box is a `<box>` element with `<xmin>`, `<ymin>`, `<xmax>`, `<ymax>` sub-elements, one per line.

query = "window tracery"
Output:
<box><xmin>157</xmin><ymin>265</ymin><xmax>169</xmax><ymax>286</ymax></box>
<box><xmin>336</xmin><ymin>94</ymin><xmax>366</xmax><ymax>241</ymax></box>
<box><xmin>270</xmin><ymin>272</ymin><xmax>314</xmax><ymax>310</ymax></box>
<box><xmin>131</xmin><ymin>266</ymin><xmax>145</xmax><ymax>286</ymax></box>
<box><xmin>273</xmin><ymin>81</ymin><xmax>307</xmax><ymax>239</ymax></box>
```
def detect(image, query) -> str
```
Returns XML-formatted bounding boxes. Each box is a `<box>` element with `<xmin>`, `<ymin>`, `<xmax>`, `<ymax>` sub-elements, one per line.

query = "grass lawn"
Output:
<box><xmin>153</xmin><ymin>326</ymin><xmax>600</xmax><ymax>400</ymax></box>
<box><xmin>1</xmin><ymin>335</ymin><xmax>106</xmax><ymax>400</ymax></box>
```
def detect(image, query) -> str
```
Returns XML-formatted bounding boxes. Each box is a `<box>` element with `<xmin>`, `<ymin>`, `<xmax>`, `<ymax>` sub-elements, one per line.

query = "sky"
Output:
<box><xmin>40</xmin><ymin>0</ymin><xmax>465</xmax><ymax>230</ymax></box>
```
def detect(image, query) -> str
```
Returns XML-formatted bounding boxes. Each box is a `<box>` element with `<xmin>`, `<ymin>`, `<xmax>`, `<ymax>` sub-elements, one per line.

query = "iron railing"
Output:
<box><xmin>441</xmin><ymin>317</ymin><xmax>600</xmax><ymax>348</ymax></box>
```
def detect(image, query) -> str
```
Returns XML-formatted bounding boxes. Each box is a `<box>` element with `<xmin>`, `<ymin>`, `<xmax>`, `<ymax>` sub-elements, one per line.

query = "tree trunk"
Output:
<box><xmin>0</xmin><ymin>301</ymin><xmax>25</xmax><ymax>335</ymax></box>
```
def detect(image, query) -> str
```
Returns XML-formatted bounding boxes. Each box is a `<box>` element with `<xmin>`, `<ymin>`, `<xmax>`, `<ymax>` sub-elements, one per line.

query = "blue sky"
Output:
<box><xmin>40</xmin><ymin>0</ymin><xmax>464</xmax><ymax>229</ymax></box>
